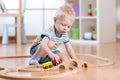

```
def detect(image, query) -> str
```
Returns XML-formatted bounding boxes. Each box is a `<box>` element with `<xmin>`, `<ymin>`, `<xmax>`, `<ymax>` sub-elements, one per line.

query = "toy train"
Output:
<box><xmin>42</xmin><ymin>58</ymin><xmax>62</xmax><ymax>69</ymax></box>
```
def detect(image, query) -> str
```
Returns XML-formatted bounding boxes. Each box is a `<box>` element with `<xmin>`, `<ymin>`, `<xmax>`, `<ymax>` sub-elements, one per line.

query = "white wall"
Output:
<box><xmin>0</xmin><ymin>0</ymin><xmax>65</xmax><ymax>36</ymax></box>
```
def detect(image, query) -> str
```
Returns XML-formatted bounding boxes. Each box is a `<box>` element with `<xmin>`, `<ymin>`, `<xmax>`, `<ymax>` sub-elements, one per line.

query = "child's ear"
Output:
<box><xmin>54</xmin><ymin>17</ymin><xmax>57</xmax><ymax>23</ymax></box>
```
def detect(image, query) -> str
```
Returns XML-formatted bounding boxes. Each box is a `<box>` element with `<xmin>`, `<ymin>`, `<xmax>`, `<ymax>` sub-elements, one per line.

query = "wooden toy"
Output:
<box><xmin>0</xmin><ymin>67</ymin><xmax>4</xmax><ymax>70</ymax></box>
<box><xmin>42</xmin><ymin>58</ymin><xmax>62</xmax><ymax>69</ymax></box>
<box><xmin>87</xmin><ymin>4</ymin><xmax>93</xmax><ymax>16</ymax></box>
<box><xmin>52</xmin><ymin>58</ymin><xmax>62</xmax><ymax>66</ymax></box>
<box><xmin>0</xmin><ymin>54</ymin><xmax>114</xmax><ymax>80</ymax></box>
<box><xmin>93</xmin><ymin>8</ymin><xmax>97</xmax><ymax>16</ymax></box>
<box><xmin>42</xmin><ymin>61</ymin><xmax>53</xmax><ymax>69</ymax></box>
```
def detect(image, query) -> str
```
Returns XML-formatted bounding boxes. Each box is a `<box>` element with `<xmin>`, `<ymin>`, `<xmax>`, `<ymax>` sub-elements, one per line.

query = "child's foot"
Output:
<box><xmin>29</xmin><ymin>59</ymin><xmax>40</xmax><ymax>65</ymax></box>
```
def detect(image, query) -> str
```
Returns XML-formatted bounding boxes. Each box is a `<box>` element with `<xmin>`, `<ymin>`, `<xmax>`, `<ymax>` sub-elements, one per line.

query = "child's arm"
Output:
<box><xmin>40</xmin><ymin>37</ymin><xmax>60</xmax><ymax>63</ymax></box>
<box><xmin>64</xmin><ymin>42</ymin><xmax>76</xmax><ymax>59</ymax></box>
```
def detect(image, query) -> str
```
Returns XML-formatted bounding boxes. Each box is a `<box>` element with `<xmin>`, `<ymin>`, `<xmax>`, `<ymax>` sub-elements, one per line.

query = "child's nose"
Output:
<box><xmin>63</xmin><ymin>27</ymin><xmax>67</xmax><ymax>30</ymax></box>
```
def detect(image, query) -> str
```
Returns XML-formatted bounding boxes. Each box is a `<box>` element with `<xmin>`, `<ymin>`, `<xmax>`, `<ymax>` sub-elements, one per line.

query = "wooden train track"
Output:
<box><xmin>76</xmin><ymin>54</ymin><xmax>114</xmax><ymax>67</ymax></box>
<box><xmin>0</xmin><ymin>54</ymin><xmax>114</xmax><ymax>80</ymax></box>
<box><xmin>0</xmin><ymin>56</ymin><xmax>30</xmax><ymax>71</ymax></box>
<box><xmin>0</xmin><ymin>67</ymin><xmax>4</xmax><ymax>70</ymax></box>
<box><xmin>18</xmin><ymin>59</ymin><xmax>91</xmax><ymax>72</ymax></box>
<box><xmin>0</xmin><ymin>59</ymin><xmax>88</xmax><ymax>80</ymax></box>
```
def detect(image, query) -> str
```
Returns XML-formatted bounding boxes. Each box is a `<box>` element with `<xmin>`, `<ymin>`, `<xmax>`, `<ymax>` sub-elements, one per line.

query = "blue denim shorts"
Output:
<box><xmin>30</xmin><ymin>45</ymin><xmax>60</xmax><ymax>64</ymax></box>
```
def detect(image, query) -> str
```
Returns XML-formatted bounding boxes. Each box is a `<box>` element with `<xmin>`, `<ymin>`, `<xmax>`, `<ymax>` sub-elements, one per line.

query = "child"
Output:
<box><xmin>29</xmin><ymin>5</ymin><xmax>76</xmax><ymax>65</ymax></box>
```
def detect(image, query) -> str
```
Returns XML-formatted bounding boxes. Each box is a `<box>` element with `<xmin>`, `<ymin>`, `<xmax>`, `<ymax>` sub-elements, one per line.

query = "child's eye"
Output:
<box><xmin>67</xmin><ymin>26</ymin><xmax>71</xmax><ymax>28</ymax></box>
<box><xmin>61</xmin><ymin>24</ymin><xmax>65</xmax><ymax>26</ymax></box>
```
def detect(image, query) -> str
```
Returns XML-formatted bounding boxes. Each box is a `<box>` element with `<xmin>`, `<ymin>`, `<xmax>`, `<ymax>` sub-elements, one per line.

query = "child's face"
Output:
<box><xmin>54</xmin><ymin>15</ymin><xmax>74</xmax><ymax>35</ymax></box>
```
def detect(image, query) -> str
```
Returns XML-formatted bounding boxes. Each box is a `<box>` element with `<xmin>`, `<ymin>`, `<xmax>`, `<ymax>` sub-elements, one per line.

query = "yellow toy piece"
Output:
<box><xmin>42</xmin><ymin>61</ymin><xmax>53</xmax><ymax>69</ymax></box>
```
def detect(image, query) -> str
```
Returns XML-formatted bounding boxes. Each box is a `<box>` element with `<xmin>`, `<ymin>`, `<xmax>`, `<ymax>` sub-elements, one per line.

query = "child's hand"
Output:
<box><xmin>52</xmin><ymin>58</ymin><xmax>62</xmax><ymax>66</ymax></box>
<box><xmin>49</xmin><ymin>54</ymin><xmax>60</xmax><ymax>64</ymax></box>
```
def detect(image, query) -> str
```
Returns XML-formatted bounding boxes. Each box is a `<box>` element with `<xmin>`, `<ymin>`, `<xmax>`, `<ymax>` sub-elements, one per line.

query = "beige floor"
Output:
<box><xmin>0</xmin><ymin>42</ymin><xmax>120</xmax><ymax>80</ymax></box>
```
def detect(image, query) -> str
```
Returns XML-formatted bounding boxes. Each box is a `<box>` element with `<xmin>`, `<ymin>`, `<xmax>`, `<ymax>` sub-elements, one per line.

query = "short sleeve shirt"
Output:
<box><xmin>32</xmin><ymin>26</ymin><xmax>70</xmax><ymax>50</ymax></box>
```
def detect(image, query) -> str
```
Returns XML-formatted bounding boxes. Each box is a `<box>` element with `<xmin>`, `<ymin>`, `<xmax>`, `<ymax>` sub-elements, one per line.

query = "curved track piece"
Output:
<box><xmin>0</xmin><ymin>54</ymin><xmax>114</xmax><ymax>80</ymax></box>
<box><xmin>76</xmin><ymin>54</ymin><xmax>114</xmax><ymax>67</ymax></box>
<box><xmin>18</xmin><ymin>59</ymin><xmax>91</xmax><ymax>72</ymax></box>
<box><xmin>0</xmin><ymin>67</ymin><xmax>4</xmax><ymax>70</ymax></box>
<box><xmin>0</xmin><ymin>59</ymin><xmax>86</xmax><ymax>80</ymax></box>
<box><xmin>0</xmin><ymin>68</ymin><xmax>82</xmax><ymax>80</ymax></box>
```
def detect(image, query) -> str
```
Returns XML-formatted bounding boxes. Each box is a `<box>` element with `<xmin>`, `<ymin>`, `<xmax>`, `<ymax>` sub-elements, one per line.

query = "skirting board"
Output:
<box><xmin>0</xmin><ymin>36</ymin><xmax>119</xmax><ymax>43</ymax></box>
<box><xmin>0</xmin><ymin>36</ymin><xmax>36</xmax><ymax>43</ymax></box>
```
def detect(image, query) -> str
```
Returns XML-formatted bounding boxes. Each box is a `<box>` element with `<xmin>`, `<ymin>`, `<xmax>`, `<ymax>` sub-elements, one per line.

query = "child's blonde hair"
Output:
<box><xmin>55</xmin><ymin>5</ymin><xmax>75</xmax><ymax>20</ymax></box>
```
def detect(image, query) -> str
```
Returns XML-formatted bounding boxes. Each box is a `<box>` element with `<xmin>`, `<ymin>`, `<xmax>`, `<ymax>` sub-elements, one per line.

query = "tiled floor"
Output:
<box><xmin>0</xmin><ymin>42</ymin><xmax>120</xmax><ymax>80</ymax></box>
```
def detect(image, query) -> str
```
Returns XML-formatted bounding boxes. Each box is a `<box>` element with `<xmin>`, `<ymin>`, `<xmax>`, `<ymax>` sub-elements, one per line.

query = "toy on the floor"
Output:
<box><xmin>52</xmin><ymin>58</ymin><xmax>62</xmax><ymax>66</ymax></box>
<box><xmin>42</xmin><ymin>61</ymin><xmax>53</xmax><ymax>69</ymax></box>
<box><xmin>42</xmin><ymin>58</ymin><xmax>62</xmax><ymax>69</ymax></box>
<box><xmin>0</xmin><ymin>54</ymin><xmax>114</xmax><ymax>80</ymax></box>
<box><xmin>0</xmin><ymin>67</ymin><xmax>4</xmax><ymax>70</ymax></box>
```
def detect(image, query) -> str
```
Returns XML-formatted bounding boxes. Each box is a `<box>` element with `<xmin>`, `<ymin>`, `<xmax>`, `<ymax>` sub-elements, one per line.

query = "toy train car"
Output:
<box><xmin>42</xmin><ymin>61</ymin><xmax>53</xmax><ymax>69</ymax></box>
<box><xmin>42</xmin><ymin>59</ymin><xmax>62</xmax><ymax>69</ymax></box>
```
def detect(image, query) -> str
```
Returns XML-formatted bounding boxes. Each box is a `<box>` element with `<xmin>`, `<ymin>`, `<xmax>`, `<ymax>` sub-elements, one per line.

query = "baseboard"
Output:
<box><xmin>0</xmin><ymin>36</ymin><xmax>120</xmax><ymax>43</ymax></box>
<box><xmin>0</xmin><ymin>36</ymin><xmax>36</xmax><ymax>43</ymax></box>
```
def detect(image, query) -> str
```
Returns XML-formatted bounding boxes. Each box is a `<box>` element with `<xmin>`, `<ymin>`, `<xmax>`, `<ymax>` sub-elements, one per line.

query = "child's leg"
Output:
<box><xmin>29</xmin><ymin>40</ymin><xmax>55</xmax><ymax>65</ymax></box>
<box><xmin>39</xmin><ymin>50</ymin><xmax>60</xmax><ymax>64</ymax></box>
<box><xmin>35</xmin><ymin>40</ymin><xmax>55</xmax><ymax>57</ymax></box>
<box><xmin>29</xmin><ymin>45</ymin><xmax>41</xmax><ymax>65</ymax></box>
<box><xmin>38</xmin><ymin>40</ymin><xmax>56</xmax><ymax>63</ymax></box>
<box><xmin>29</xmin><ymin>44</ymin><xmax>49</xmax><ymax>65</ymax></box>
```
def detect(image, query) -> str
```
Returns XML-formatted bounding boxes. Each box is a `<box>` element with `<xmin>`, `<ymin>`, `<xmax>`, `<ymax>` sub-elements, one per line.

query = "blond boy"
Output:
<box><xmin>29</xmin><ymin>5</ymin><xmax>76</xmax><ymax>65</ymax></box>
